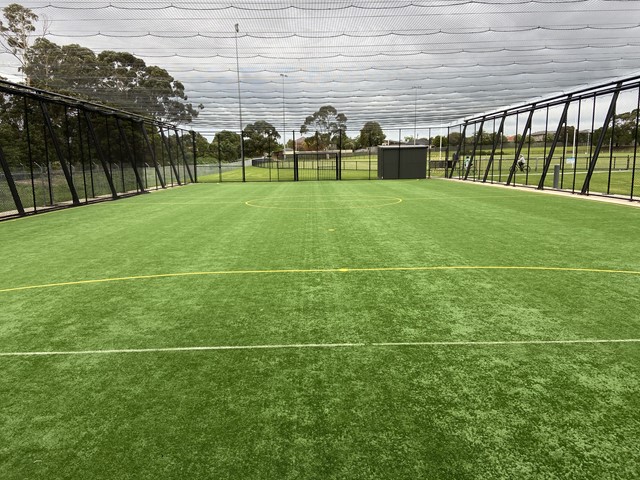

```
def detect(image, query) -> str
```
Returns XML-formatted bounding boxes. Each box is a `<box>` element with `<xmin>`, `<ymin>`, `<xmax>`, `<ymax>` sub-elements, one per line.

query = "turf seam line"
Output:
<box><xmin>1</xmin><ymin>339</ymin><xmax>639</xmax><ymax>357</ymax></box>
<box><xmin>2</xmin><ymin>265</ymin><xmax>640</xmax><ymax>294</ymax></box>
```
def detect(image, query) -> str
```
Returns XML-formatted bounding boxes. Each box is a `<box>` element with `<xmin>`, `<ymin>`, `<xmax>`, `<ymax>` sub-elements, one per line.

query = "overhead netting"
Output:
<box><xmin>4</xmin><ymin>1</ymin><xmax>640</xmax><ymax>137</ymax></box>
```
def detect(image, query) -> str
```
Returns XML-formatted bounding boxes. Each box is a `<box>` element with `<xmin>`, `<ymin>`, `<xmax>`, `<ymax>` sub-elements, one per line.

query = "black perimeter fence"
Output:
<box><xmin>0</xmin><ymin>80</ymin><xmax>196</xmax><ymax>220</ymax></box>
<box><xmin>3</xmin><ymin>75</ymin><xmax>640</xmax><ymax>219</ymax></box>
<box><xmin>198</xmin><ymin>74</ymin><xmax>640</xmax><ymax>203</ymax></box>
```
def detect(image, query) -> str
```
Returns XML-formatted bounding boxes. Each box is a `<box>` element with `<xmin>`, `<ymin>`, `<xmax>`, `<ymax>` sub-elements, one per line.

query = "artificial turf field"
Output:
<box><xmin>1</xmin><ymin>179</ymin><xmax>639</xmax><ymax>479</ymax></box>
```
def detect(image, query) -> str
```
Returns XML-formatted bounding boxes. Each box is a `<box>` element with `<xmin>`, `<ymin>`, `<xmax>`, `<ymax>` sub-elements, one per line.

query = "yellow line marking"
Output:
<box><xmin>2</xmin><ymin>265</ymin><xmax>640</xmax><ymax>294</ymax></box>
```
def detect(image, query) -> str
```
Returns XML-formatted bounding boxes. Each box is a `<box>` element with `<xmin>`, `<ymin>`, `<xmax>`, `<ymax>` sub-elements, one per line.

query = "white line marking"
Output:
<box><xmin>0</xmin><ymin>343</ymin><xmax>365</xmax><ymax>357</ymax></box>
<box><xmin>1</xmin><ymin>339</ymin><xmax>638</xmax><ymax>357</ymax></box>
<box><xmin>374</xmin><ymin>339</ymin><xmax>640</xmax><ymax>347</ymax></box>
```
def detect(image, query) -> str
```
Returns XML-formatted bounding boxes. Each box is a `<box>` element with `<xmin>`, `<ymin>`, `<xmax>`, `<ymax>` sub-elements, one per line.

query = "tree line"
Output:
<box><xmin>196</xmin><ymin>115</ymin><xmax>388</xmax><ymax>164</ymax></box>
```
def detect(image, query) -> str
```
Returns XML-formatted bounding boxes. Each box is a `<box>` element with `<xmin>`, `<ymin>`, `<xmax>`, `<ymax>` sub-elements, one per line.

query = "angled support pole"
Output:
<box><xmin>139</xmin><ymin>122</ymin><xmax>166</xmax><ymax>189</ymax></box>
<box><xmin>464</xmin><ymin>118</ymin><xmax>485</xmax><ymax>180</ymax></box>
<box><xmin>581</xmin><ymin>85</ymin><xmax>621</xmax><ymax>194</ymax></box>
<box><xmin>115</xmin><ymin>118</ymin><xmax>146</xmax><ymax>193</ymax></box>
<box><xmin>482</xmin><ymin>113</ymin><xmax>507</xmax><ymax>183</ymax></box>
<box><xmin>0</xmin><ymin>143</ymin><xmax>25</xmax><ymax>215</ymax></box>
<box><xmin>160</xmin><ymin>127</ymin><xmax>181</xmax><ymax>185</ymax></box>
<box><xmin>506</xmin><ymin>106</ymin><xmax>535</xmax><ymax>185</ymax></box>
<box><xmin>82</xmin><ymin>110</ymin><xmax>118</xmax><ymax>199</ymax></box>
<box><xmin>173</xmin><ymin>128</ymin><xmax>194</xmax><ymax>183</ymax></box>
<box><xmin>447</xmin><ymin>123</ymin><xmax>467</xmax><ymax>178</ymax></box>
<box><xmin>40</xmin><ymin>101</ymin><xmax>80</xmax><ymax>205</ymax></box>
<box><xmin>538</xmin><ymin>96</ymin><xmax>572</xmax><ymax>190</ymax></box>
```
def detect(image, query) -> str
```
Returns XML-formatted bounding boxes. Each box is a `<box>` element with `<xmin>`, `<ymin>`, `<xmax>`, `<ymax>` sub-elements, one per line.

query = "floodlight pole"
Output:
<box><xmin>235</xmin><ymin>23</ymin><xmax>245</xmax><ymax>182</ymax></box>
<box><xmin>280</xmin><ymin>73</ymin><xmax>288</xmax><ymax>160</ymax></box>
<box><xmin>412</xmin><ymin>86</ymin><xmax>421</xmax><ymax>145</ymax></box>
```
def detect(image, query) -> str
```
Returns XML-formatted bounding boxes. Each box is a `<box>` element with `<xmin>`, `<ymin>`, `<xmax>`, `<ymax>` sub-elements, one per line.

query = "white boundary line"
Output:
<box><xmin>438</xmin><ymin>178</ymin><xmax>640</xmax><ymax>209</ymax></box>
<box><xmin>0</xmin><ymin>343</ymin><xmax>365</xmax><ymax>357</ymax></box>
<box><xmin>376</xmin><ymin>339</ymin><xmax>640</xmax><ymax>347</ymax></box>
<box><xmin>1</xmin><ymin>338</ymin><xmax>638</xmax><ymax>357</ymax></box>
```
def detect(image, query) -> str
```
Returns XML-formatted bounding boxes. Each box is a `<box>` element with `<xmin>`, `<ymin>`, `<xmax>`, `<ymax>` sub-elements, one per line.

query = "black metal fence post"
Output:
<box><xmin>116</xmin><ymin>118</ymin><xmax>145</xmax><ymax>193</ymax></box>
<box><xmin>39</xmin><ymin>101</ymin><xmax>80</xmax><ymax>205</ymax></box>
<box><xmin>506</xmin><ymin>106</ymin><xmax>535</xmax><ymax>185</ymax></box>
<box><xmin>293</xmin><ymin>130</ymin><xmax>298</xmax><ymax>181</ymax></box>
<box><xmin>268</xmin><ymin>134</ymin><xmax>272</xmax><ymax>182</ymax></box>
<box><xmin>217</xmin><ymin>133</ymin><xmax>222</xmax><ymax>183</ymax></box>
<box><xmin>160</xmin><ymin>127</ymin><xmax>181</xmax><ymax>185</ymax></box>
<box><xmin>465</xmin><ymin>118</ymin><xmax>484</xmax><ymax>180</ymax></box>
<box><xmin>82</xmin><ymin>111</ymin><xmax>118</xmax><ymax>199</ymax></box>
<box><xmin>607</xmin><ymin>101</ymin><xmax>616</xmax><ymax>195</ymax></box>
<box><xmin>241</xmin><ymin>131</ymin><xmax>246</xmax><ymax>182</ymax></box>
<box><xmin>24</xmin><ymin>97</ymin><xmax>37</xmax><ymax>211</ymax></box>
<box><xmin>581</xmin><ymin>85</ymin><xmax>621</xmax><ymax>194</ymax></box>
<box><xmin>337</xmin><ymin>128</ymin><xmax>342</xmax><ymax>180</ymax></box>
<box><xmin>139</xmin><ymin>122</ymin><xmax>166</xmax><ymax>188</ymax></box>
<box><xmin>538</xmin><ymin>97</ymin><xmax>571</xmax><ymax>189</ymax></box>
<box><xmin>630</xmin><ymin>87</ymin><xmax>640</xmax><ymax>200</ymax></box>
<box><xmin>572</xmin><ymin>100</ymin><xmax>582</xmax><ymax>193</ymax></box>
<box><xmin>368</xmin><ymin>131</ymin><xmax>372</xmax><ymax>180</ymax></box>
<box><xmin>174</xmin><ymin>128</ymin><xmax>194</xmax><ymax>183</ymax></box>
<box><xmin>0</xmin><ymin>143</ymin><xmax>25</xmax><ymax>215</ymax></box>
<box><xmin>191</xmin><ymin>130</ymin><xmax>197</xmax><ymax>183</ymax></box>
<box><xmin>427</xmin><ymin>127</ymin><xmax>431</xmax><ymax>178</ymax></box>
<box><xmin>448</xmin><ymin>123</ymin><xmax>466</xmax><ymax>178</ymax></box>
<box><xmin>483</xmin><ymin>113</ymin><xmax>506</xmax><ymax>183</ymax></box>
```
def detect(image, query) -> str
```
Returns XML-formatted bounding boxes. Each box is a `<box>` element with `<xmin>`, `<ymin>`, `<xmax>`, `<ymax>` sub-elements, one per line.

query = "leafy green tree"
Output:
<box><xmin>300</xmin><ymin>105</ymin><xmax>347</xmax><ymax>150</ymax></box>
<box><xmin>355</xmin><ymin>121</ymin><xmax>385</xmax><ymax>148</ymax></box>
<box><xmin>191</xmin><ymin>132</ymin><xmax>211</xmax><ymax>161</ymax></box>
<box><xmin>24</xmin><ymin>39</ymin><xmax>202</xmax><ymax>124</ymax></box>
<box><xmin>339</xmin><ymin>133</ymin><xmax>354</xmax><ymax>150</ymax></box>
<box><xmin>0</xmin><ymin>3</ymin><xmax>44</xmax><ymax>85</ymax></box>
<box><xmin>448</xmin><ymin>131</ymin><xmax>462</xmax><ymax>147</ymax></box>
<box><xmin>303</xmin><ymin>134</ymin><xmax>320</xmax><ymax>151</ymax></box>
<box><xmin>430</xmin><ymin>135</ymin><xmax>448</xmax><ymax>148</ymax></box>
<box><xmin>0</xmin><ymin>91</ymin><xmax>27</xmax><ymax>165</ymax></box>
<box><xmin>484</xmin><ymin>133</ymin><xmax>507</xmax><ymax>146</ymax></box>
<box><xmin>577</xmin><ymin>131</ymin><xmax>591</xmax><ymax>144</ymax></box>
<box><xmin>473</xmin><ymin>130</ymin><xmax>493</xmax><ymax>145</ymax></box>
<box><xmin>611</xmin><ymin>111</ymin><xmax>638</xmax><ymax>147</ymax></box>
<box><xmin>211</xmin><ymin>131</ymin><xmax>241</xmax><ymax>163</ymax></box>
<box><xmin>25</xmin><ymin>39</ymin><xmax>96</xmax><ymax>92</ymax></box>
<box><xmin>243</xmin><ymin>120</ymin><xmax>280</xmax><ymax>158</ymax></box>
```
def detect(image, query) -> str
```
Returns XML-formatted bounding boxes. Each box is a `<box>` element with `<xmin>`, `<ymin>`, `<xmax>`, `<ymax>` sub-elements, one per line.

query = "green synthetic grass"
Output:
<box><xmin>1</xmin><ymin>179</ymin><xmax>640</xmax><ymax>479</ymax></box>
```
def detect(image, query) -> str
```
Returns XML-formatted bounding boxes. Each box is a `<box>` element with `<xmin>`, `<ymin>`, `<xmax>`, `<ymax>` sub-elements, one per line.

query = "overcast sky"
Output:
<box><xmin>2</xmin><ymin>0</ymin><xmax>640</xmax><ymax>142</ymax></box>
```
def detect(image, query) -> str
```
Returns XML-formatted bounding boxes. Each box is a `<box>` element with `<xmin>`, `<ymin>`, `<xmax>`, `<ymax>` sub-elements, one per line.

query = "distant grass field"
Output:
<box><xmin>198</xmin><ymin>149</ymin><xmax>639</xmax><ymax>199</ymax></box>
<box><xmin>1</xmin><ymin>179</ymin><xmax>639</xmax><ymax>479</ymax></box>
